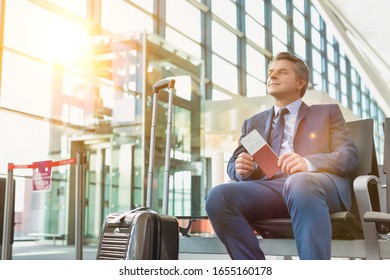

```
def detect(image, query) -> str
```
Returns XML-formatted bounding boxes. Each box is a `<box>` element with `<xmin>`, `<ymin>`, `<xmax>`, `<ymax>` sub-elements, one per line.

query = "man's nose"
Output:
<box><xmin>268</xmin><ymin>72</ymin><xmax>277</xmax><ymax>80</ymax></box>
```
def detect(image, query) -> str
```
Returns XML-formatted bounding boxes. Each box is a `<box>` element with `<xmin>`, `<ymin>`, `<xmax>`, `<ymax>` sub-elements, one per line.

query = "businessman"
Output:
<box><xmin>205</xmin><ymin>52</ymin><xmax>359</xmax><ymax>260</ymax></box>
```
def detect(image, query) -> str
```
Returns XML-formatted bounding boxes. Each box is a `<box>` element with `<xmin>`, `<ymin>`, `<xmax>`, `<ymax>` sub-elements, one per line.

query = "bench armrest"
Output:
<box><xmin>354</xmin><ymin>175</ymin><xmax>380</xmax><ymax>240</ymax></box>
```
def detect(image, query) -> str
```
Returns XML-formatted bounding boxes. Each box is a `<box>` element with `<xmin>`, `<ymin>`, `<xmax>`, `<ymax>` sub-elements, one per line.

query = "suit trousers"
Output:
<box><xmin>205</xmin><ymin>172</ymin><xmax>344</xmax><ymax>260</ymax></box>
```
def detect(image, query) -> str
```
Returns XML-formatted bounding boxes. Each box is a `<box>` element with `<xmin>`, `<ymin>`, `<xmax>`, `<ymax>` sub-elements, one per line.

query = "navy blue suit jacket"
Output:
<box><xmin>227</xmin><ymin>102</ymin><xmax>359</xmax><ymax>210</ymax></box>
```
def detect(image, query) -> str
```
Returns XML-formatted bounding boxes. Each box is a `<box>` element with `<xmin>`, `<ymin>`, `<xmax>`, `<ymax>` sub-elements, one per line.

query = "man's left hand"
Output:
<box><xmin>278</xmin><ymin>152</ymin><xmax>308</xmax><ymax>174</ymax></box>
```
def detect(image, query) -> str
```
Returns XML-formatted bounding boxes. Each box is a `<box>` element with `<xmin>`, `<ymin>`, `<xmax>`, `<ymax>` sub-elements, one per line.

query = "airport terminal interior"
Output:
<box><xmin>1</xmin><ymin>0</ymin><xmax>390</xmax><ymax>260</ymax></box>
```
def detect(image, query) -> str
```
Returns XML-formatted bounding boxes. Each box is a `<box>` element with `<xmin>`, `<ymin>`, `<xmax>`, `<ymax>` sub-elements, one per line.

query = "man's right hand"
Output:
<box><xmin>235</xmin><ymin>152</ymin><xmax>255</xmax><ymax>178</ymax></box>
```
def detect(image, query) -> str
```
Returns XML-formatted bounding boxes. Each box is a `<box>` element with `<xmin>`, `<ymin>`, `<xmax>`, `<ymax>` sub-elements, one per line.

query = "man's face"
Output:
<box><xmin>267</xmin><ymin>59</ymin><xmax>303</xmax><ymax>99</ymax></box>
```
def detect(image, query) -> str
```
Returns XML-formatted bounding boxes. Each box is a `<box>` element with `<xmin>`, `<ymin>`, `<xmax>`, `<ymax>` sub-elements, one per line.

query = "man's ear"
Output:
<box><xmin>297</xmin><ymin>78</ymin><xmax>306</xmax><ymax>91</ymax></box>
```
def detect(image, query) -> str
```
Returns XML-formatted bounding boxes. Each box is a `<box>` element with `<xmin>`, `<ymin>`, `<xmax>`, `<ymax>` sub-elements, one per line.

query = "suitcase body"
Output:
<box><xmin>97</xmin><ymin>79</ymin><xmax>179</xmax><ymax>260</ymax></box>
<box><xmin>96</xmin><ymin>208</ymin><xmax>179</xmax><ymax>260</ymax></box>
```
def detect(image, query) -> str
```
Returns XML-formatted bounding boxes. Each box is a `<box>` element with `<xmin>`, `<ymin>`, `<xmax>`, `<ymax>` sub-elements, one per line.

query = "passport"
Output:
<box><xmin>240</xmin><ymin>129</ymin><xmax>280</xmax><ymax>178</ymax></box>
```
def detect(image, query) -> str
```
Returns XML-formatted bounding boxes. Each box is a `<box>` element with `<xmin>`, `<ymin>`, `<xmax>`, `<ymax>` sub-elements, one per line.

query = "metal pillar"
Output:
<box><xmin>75</xmin><ymin>153</ymin><xmax>86</xmax><ymax>260</ymax></box>
<box><xmin>1</xmin><ymin>167</ymin><xmax>14</xmax><ymax>260</ymax></box>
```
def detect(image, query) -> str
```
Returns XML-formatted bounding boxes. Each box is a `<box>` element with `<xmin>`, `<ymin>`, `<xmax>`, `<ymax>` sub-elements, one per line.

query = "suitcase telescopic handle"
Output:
<box><xmin>152</xmin><ymin>78</ymin><xmax>175</xmax><ymax>93</ymax></box>
<box><xmin>147</xmin><ymin>78</ymin><xmax>176</xmax><ymax>214</ymax></box>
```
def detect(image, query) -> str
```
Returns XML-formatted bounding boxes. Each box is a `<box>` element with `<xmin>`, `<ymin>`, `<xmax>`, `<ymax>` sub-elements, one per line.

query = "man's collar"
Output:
<box><xmin>274</xmin><ymin>99</ymin><xmax>302</xmax><ymax>116</ymax></box>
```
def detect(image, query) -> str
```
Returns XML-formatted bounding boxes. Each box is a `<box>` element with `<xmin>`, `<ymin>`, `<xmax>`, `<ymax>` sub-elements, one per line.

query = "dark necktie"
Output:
<box><xmin>270</xmin><ymin>107</ymin><xmax>289</xmax><ymax>156</ymax></box>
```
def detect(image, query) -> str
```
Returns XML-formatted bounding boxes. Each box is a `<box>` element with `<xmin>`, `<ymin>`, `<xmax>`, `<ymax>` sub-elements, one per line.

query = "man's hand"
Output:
<box><xmin>235</xmin><ymin>152</ymin><xmax>255</xmax><ymax>178</ymax></box>
<box><xmin>278</xmin><ymin>152</ymin><xmax>308</xmax><ymax>174</ymax></box>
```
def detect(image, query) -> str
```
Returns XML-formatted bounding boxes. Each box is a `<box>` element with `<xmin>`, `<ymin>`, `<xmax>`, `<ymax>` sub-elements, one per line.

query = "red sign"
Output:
<box><xmin>32</xmin><ymin>160</ymin><xmax>53</xmax><ymax>192</ymax></box>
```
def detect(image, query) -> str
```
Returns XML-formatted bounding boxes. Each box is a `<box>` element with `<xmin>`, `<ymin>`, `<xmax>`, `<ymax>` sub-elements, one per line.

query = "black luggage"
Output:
<box><xmin>96</xmin><ymin>79</ymin><xmax>179</xmax><ymax>260</ymax></box>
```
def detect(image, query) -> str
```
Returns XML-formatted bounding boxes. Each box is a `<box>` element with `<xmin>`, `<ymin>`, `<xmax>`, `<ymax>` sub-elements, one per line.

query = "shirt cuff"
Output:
<box><xmin>238</xmin><ymin>162</ymin><xmax>257</xmax><ymax>180</ymax></box>
<box><xmin>304</xmin><ymin>158</ymin><xmax>317</xmax><ymax>172</ymax></box>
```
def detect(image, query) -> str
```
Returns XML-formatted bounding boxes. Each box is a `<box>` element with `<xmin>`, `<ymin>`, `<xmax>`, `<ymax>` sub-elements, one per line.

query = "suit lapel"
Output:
<box><xmin>264</xmin><ymin>107</ymin><xmax>275</xmax><ymax>143</ymax></box>
<box><xmin>294</xmin><ymin>102</ymin><xmax>310</xmax><ymax>137</ymax></box>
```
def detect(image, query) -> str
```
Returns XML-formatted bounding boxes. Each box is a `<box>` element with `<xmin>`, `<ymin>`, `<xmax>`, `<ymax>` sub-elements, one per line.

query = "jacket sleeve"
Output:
<box><xmin>227</xmin><ymin>119</ymin><xmax>266</xmax><ymax>181</ymax></box>
<box><xmin>304</xmin><ymin>105</ymin><xmax>359</xmax><ymax>177</ymax></box>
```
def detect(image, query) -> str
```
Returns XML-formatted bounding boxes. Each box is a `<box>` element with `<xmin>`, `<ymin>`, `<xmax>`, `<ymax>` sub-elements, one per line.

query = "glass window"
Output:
<box><xmin>1</xmin><ymin>51</ymin><xmax>52</xmax><ymax>117</ymax></box>
<box><xmin>340</xmin><ymin>56</ymin><xmax>347</xmax><ymax>74</ymax></box>
<box><xmin>312</xmin><ymin>70</ymin><xmax>323</xmax><ymax>91</ymax></box>
<box><xmin>341</xmin><ymin>93</ymin><xmax>348</xmax><ymax>107</ymax></box>
<box><xmin>352</xmin><ymin>103</ymin><xmax>360</xmax><ymax>116</ymax></box>
<box><xmin>272</xmin><ymin>0</ymin><xmax>287</xmax><ymax>15</ymax></box>
<box><xmin>212</xmin><ymin>21</ymin><xmax>237</xmax><ymax>63</ymax></box>
<box><xmin>351</xmin><ymin>68</ymin><xmax>358</xmax><ymax>84</ymax></box>
<box><xmin>352</xmin><ymin>86</ymin><xmax>360</xmax><ymax>103</ymax></box>
<box><xmin>166</xmin><ymin>0</ymin><xmax>201</xmax><ymax>41</ymax></box>
<box><xmin>130</xmin><ymin>0</ymin><xmax>154</xmax><ymax>13</ymax></box>
<box><xmin>212</xmin><ymin>55</ymin><xmax>238</xmax><ymax>94</ymax></box>
<box><xmin>310</xmin><ymin>6</ymin><xmax>321</xmax><ymax>30</ymax></box>
<box><xmin>361</xmin><ymin>94</ymin><xmax>369</xmax><ymax>112</ymax></box>
<box><xmin>293</xmin><ymin>9</ymin><xmax>306</xmax><ymax>34</ymax></box>
<box><xmin>212</xmin><ymin>0</ymin><xmax>237</xmax><ymax>28</ymax></box>
<box><xmin>246</xmin><ymin>15</ymin><xmax>266</xmax><ymax>48</ymax></box>
<box><xmin>46</xmin><ymin>0</ymin><xmax>87</xmax><ymax>17</ymax></box>
<box><xmin>101</xmin><ymin>0</ymin><xmax>153</xmax><ymax>33</ymax></box>
<box><xmin>272</xmin><ymin>11</ymin><xmax>288</xmax><ymax>45</ymax></box>
<box><xmin>328</xmin><ymin>63</ymin><xmax>335</xmax><ymax>84</ymax></box>
<box><xmin>165</xmin><ymin>27</ymin><xmax>201</xmax><ymax>59</ymax></box>
<box><xmin>247</xmin><ymin>75</ymin><xmax>266</xmax><ymax>97</ymax></box>
<box><xmin>340</xmin><ymin>75</ymin><xmax>347</xmax><ymax>94</ymax></box>
<box><xmin>272</xmin><ymin>37</ymin><xmax>287</xmax><ymax>53</ymax></box>
<box><xmin>0</xmin><ymin>111</ymin><xmax>51</xmax><ymax>172</ymax></box>
<box><xmin>370</xmin><ymin>101</ymin><xmax>377</xmax><ymax>116</ymax></box>
<box><xmin>212</xmin><ymin>88</ymin><xmax>232</xmax><ymax>100</ymax></box>
<box><xmin>294</xmin><ymin>31</ymin><xmax>306</xmax><ymax>60</ymax></box>
<box><xmin>328</xmin><ymin>83</ymin><xmax>336</xmax><ymax>100</ymax></box>
<box><xmin>294</xmin><ymin>0</ymin><xmax>306</xmax><ymax>13</ymax></box>
<box><xmin>326</xmin><ymin>26</ymin><xmax>335</xmax><ymax>43</ymax></box>
<box><xmin>4</xmin><ymin>1</ymin><xmax>89</xmax><ymax>63</ymax></box>
<box><xmin>327</xmin><ymin>43</ymin><xmax>335</xmax><ymax>63</ymax></box>
<box><xmin>245</xmin><ymin>0</ymin><xmax>265</xmax><ymax>25</ymax></box>
<box><xmin>246</xmin><ymin>45</ymin><xmax>266</xmax><ymax>82</ymax></box>
<box><xmin>311</xmin><ymin>27</ymin><xmax>322</xmax><ymax>48</ymax></box>
<box><xmin>312</xmin><ymin>48</ymin><xmax>322</xmax><ymax>72</ymax></box>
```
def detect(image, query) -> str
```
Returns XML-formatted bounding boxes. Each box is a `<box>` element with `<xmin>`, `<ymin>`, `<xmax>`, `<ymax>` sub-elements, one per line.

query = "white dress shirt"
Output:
<box><xmin>273</xmin><ymin>99</ymin><xmax>316</xmax><ymax>172</ymax></box>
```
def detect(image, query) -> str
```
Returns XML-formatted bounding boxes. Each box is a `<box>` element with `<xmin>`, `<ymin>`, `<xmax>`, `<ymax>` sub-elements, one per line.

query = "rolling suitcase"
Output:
<box><xmin>96</xmin><ymin>79</ymin><xmax>179</xmax><ymax>260</ymax></box>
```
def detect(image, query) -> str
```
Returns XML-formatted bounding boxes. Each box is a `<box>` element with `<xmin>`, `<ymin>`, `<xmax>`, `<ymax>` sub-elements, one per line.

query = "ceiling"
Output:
<box><xmin>313</xmin><ymin>0</ymin><xmax>390</xmax><ymax>115</ymax></box>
